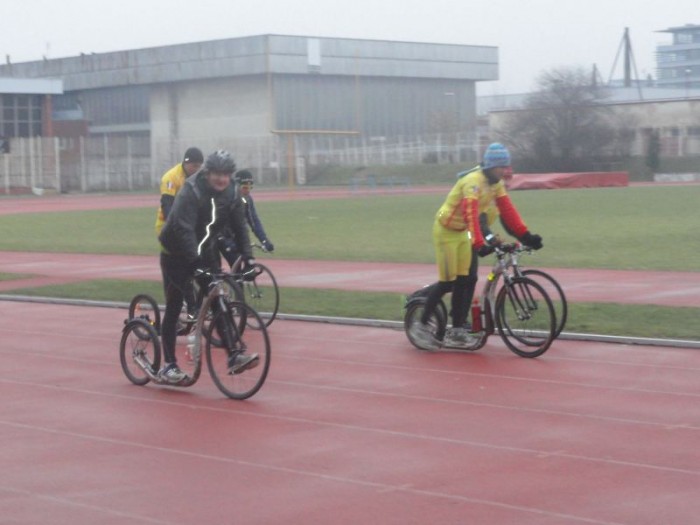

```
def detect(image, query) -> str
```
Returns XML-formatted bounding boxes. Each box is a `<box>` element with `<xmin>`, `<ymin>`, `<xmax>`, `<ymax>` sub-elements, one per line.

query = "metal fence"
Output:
<box><xmin>1</xmin><ymin>132</ymin><xmax>480</xmax><ymax>194</ymax></box>
<box><xmin>157</xmin><ymin>132</ymin><xmax>480</xmax><ymax>186</ymax></box>
<box><xmin>0</xmin><ymin>135</ymin><xmax>151</xmax><ymax>194</ymax></box>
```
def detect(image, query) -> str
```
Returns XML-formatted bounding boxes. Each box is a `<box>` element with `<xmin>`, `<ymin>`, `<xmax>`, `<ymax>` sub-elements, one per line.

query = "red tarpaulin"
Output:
<box><xmin>509</xmin><ymin>171</ymin><xmax>629</xmax><ymax>190</ymax></box>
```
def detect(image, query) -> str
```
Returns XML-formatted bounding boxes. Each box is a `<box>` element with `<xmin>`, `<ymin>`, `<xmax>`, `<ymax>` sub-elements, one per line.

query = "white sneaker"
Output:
<box><xmin>158</xmin><ymin>363</ymin><xmax>188</xmax><ymax>384</ymax></box>
<box><xmin>408</xmin><ymin>322</ymin><xmax>439</xmax><ymax>351</ymax></box>
<box><xmin>228</xmin><ymin>353</ymin><xmax>259</xmax><ymax>375</ymax></box>
<box><xmin>443</xmin><ymin>327</ymin><xmax>476</xmax><ymax>348</ymax></box>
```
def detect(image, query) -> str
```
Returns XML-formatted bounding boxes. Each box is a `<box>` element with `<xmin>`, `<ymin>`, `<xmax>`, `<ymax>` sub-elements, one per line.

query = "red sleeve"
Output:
<box><xmin>462</xmin><ymin>197</ymin><xmax>485</xmax><ymax>248</ymax></box>
<box><xmin>495</xmin><ymin>195</ymin><xmax>527</xmax><ymax>238</ymax></box>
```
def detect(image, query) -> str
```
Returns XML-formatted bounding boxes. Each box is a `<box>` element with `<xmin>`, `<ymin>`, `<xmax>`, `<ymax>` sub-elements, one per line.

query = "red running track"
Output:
<box><xmin>1</xmin><ymin>301</ymin><xmax>699</xmax><ymax>524</ymax></box>
<box><xmin>1</xmin><ymin>251</ymin><xmax>699</xmax><ymax>307</ymax></box>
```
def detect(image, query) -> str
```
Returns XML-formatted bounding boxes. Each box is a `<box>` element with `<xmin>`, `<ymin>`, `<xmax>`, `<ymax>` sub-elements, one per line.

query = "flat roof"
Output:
<box><xmin>0</xmin><ymin>77</ymin><xmax>63</xmax><ymax>95</ymax></box>
<box><xmin>0</xmin><ymin>34</ymin><xmax>498</xmax><ymax>91</ymax></box>
<box><xmin>657</xmin><ymin>24</ymin><xmax>700</xmax><ymax>33</ymax></box>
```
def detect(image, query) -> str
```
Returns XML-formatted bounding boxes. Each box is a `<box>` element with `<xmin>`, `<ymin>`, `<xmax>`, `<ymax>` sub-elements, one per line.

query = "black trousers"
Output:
<box><xmin>160</xmin><ymin>253</ymin><xmax>193</xmax><ymax>364</ymax></box>
<box><xmin>421</xmin><ymin>247</ymin><xmax>479</xmax><ymax>328</ymax></box>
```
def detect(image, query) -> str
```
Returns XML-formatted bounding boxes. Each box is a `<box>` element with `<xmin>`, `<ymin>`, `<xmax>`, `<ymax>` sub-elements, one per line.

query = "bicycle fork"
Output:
<box><xmin>506</xmin><ymin>280</ymin><xmax>538</xmax><ymax>321</ymax></box>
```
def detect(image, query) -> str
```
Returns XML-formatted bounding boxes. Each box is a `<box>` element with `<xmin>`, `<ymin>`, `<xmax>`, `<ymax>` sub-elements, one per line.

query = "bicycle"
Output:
<box><xmin>404</xmin><ymin>243</ymin><xmax>556</xmax><ymax>357</ymax></box>
<box><xmin>503</xmin><ymin>243</ymin><xmax>567</xmax><ymax>338</ymax></box>
<box><xmin>229</xmin><ymin>243</ymin><xmax>280</xmax><ymax>329</ymax></box>
<box><xmin>127</xmin><ymin>273</ymin><xmax>244</xmax><ymax>341</ymax></box>
<box><xmin>120</xmin><ymin>268</ymin><xmax>271</xmax><ymax>399</ymax></box>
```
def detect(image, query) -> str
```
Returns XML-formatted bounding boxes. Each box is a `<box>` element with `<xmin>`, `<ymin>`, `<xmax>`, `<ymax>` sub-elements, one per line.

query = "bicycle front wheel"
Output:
<box><xmin>120</xmin><ymin>319</ymin><xmax>161</xmax><ymax>385</ymax></box>
<box><xmin>237</xmin><ymin>263</ymin><xmax>280</xmax><ymax>329</ymax></box>
<box><xmin>521</xmin><ymin>269</ymin><xmax>568</xmax><ymax>338</ymax></box>
<box><xmin>205</xmin><ymin>303</ymin><xmax>271</xmax><ymax>399</ymax></box>
<box><xmin>495</xmin><ymin>276</ymin><xmax>555</xmax><ymax>358</ymax></box>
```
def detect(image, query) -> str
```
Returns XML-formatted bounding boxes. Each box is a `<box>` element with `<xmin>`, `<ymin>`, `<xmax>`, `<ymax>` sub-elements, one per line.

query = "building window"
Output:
<box><xmin>675</xmin><ymin>33</ymin><xmax>692</xmax><ymax>45</ymax></box>
<box><xmin>0</xmin><ymin>94</ymin><xmax>43</xmax><ymax>137</ymax></box>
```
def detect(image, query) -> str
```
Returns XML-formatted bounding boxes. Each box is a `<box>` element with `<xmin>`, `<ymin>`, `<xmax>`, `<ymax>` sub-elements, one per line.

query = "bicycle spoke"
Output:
<box><xmin>205</xmin><ymin>304</ymin><xmax>270</xmax><ymax>399</ymax></box>
<box><xmin>496</xmin><ymin>277</ymin><xmax>555</xmax><ymax>357</ymax></box>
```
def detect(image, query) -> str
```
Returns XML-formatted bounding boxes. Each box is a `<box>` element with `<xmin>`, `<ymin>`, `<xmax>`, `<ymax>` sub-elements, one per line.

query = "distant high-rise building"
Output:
<box><xmin>656</xmin><ymin>24</ymin><xmax>700</xmax><ymax>89</ymax></box>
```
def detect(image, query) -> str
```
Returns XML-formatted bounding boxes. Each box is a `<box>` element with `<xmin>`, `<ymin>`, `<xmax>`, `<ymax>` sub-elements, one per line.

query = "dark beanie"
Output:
<box><xmin>183</xmin><ymin>147</ymin><xmax>204</xmax><ymax>164</ymax></box>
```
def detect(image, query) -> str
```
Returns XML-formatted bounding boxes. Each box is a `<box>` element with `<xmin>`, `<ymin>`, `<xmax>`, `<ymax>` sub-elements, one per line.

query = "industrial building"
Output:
<box><xmin>0</xmin><ymin>34</ymin><xmax>497</xmax><ymax>191</ymax></box>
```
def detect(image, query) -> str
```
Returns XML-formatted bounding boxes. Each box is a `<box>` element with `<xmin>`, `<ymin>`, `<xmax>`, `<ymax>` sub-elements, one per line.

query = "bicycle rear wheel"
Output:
<box><xmin>239</xmin><ymin>263</ymin><xmax>279</xmax><ymax>329</ymax></box>
<box><xmin>205</xmin><ymin>303</ymin><xmax>271</xmax><ymax>399</ymax></box>
<box><xmin>404</xmin><ymin>299</ymin><xmax>447</xmax><ymax>351</ymax></box>
<box><xmin>120</xmin><ymin>319</ymin><xmax>161</xmax><ymax>385</ymax></box>
<box><xmin>495</xmin><ymin>276</ymin><xmax>555</xmax><ymax>358</ymax></box>
<box><xmin>128</xmin><ymin>294</ymin><xmax>161</xmax><ymax>337</ymax></box>
<box><xmin>521</xmin><ymin>269</ymin><xmax>567</xmax><ymax>338</ymax></box>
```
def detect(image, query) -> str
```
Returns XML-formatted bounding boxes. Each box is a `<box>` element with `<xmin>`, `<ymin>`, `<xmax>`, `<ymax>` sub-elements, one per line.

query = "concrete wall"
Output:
<box><xmin>150</xmin><ymin>75</ymin><xmax>271</xmax><ymax>176</ymax></box>
<box><xmin>611</xmin><ymin>99</ymin><xmax>700</xmax><ymax>156</ymax></box>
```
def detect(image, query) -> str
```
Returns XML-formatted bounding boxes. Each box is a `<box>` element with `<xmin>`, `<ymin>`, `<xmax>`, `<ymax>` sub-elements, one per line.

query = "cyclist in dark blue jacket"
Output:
<box><xmin>219</xmin><ymin>169</ymin><xmax>275</xmax><ymax>266</ymax></box>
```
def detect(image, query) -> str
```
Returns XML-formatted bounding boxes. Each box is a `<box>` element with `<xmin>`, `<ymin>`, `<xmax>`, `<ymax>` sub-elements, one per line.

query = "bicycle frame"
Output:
<box><xmin>455</xmin><ymin>245</ymin><xmax>515</xmax><ymax>349</ymax></box>
<box><xmin>128</xmin><ymin>273</ymin><xmax>233</xmax><ymax>387</ymax></box>
<box><xmin>480</xmin><ymin>244</ymin><xmax>527</xmax><ymax>330</ymax></box>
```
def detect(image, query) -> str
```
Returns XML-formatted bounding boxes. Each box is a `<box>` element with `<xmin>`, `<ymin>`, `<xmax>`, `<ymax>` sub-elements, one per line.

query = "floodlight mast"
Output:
<box><xmin>608</xmin><ymin>27</ymin><xmax>644</xmax><ymax>100</ymax></box>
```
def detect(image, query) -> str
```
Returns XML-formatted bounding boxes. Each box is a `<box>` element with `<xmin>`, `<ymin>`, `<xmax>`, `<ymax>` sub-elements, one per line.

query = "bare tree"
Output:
<box><xmin>494</xmin><ymin>67</ymin><xmax>616</xmax><ymax>172</ymax></box>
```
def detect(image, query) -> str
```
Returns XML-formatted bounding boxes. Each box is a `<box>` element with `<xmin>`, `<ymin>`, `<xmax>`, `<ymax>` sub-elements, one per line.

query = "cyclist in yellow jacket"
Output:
<box><xmin>410</xmin><ymin>143</ymin><xmax>543</xmax><ymax>349</ymax></box>
<box><xmin>154</xmin><ymin>147</ymin><xmax>204</xmax><ymax>327</ymax></box>
<box><xmin>154</xmin><ymin>147</ymin><xmax>204</xmax><ymax>235</ymax></box>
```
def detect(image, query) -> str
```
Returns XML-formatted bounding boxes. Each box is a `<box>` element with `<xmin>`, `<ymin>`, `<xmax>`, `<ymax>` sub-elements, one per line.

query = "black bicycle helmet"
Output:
<box><xmin>205</xmin><ymin>149</ymin><xmax>236</xmax><ymax>174</ymax></box>
<box><xmin>234</xmin><ymin>169</ymin><xmax>254</xmax><ymax>184</ymax></box>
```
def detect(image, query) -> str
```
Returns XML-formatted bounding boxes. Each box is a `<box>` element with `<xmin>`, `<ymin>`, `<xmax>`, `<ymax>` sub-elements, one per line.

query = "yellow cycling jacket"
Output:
<box><xmin>436</xmin><ymin>167</ymin><xmax>527</xmax><ymax>248</ymax></box>
<box><xmin>155</xmin><ymin>163</ymin><xmax>188</xmax><ymax>235</ymax></box>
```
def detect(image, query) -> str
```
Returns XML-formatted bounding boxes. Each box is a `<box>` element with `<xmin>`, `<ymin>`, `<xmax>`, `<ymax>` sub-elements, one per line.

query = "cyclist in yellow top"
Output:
<box><xmin>409</xmin><ymin>143</ymin><xmax>543</xmax><ymax>349</ymax></box>
<box><xmin>153</xmin><ymin>147</ymin><xmax>203</xmax><ymax>329</ymax></box>
<box><xmin>155</xmin><ymin>147</ymin><xmax>204</xmax><ymax>235</ymax></box>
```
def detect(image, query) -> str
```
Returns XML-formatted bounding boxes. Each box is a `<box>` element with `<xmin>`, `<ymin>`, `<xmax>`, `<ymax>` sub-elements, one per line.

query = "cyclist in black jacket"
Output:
<box><xmin>158</xmin><ymin>149</ymin><xmax>257</xmax><ymax>383</ymax></box>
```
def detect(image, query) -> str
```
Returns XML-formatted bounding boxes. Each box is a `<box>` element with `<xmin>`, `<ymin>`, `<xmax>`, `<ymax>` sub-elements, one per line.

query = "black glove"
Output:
<box><xmin>261</xmin><ymin>239</ymin><xmax>274</xmax><ymax>253</ymax></box>
<box><xmin>477</xmin><ymin>244</ymin><xmax>495</xmax><ymax>257</ymax></box>
<box><xmin>520</xmin><ymin>231</ymin><xmax>543</xmax><ymax>250</ymax></box>
<box><xmin>241</xmin><ymin>258</ymin><xmax>257</xmax><ymax>280</ymax></box>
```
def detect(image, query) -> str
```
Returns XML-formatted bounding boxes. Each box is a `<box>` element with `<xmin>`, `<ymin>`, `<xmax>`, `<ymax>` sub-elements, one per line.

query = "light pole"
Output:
<box><xmin>685</xmin><ymin>68</ymin><xmax>692</xmax><ymax>99</ymax></box>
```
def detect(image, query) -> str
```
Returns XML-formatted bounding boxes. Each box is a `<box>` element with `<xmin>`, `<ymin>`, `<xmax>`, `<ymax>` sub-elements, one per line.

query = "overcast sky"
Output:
<box><xmin>2</xmin><ymin>0</ymin><xmax>696</xmax><ymax>95</ymax></box>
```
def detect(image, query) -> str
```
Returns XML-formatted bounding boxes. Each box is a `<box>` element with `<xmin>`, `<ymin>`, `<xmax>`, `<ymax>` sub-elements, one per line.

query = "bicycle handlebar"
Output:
<box><xmin>492</xmin><ymin>242</ymin><xmax>538</xmax><ymax>256</ymax></box>
<box><xmin>251</xmin><ymin>242</ymin><xmax>271</xmax><ymax>254</ymax></box>
<box><xmin>493</xmin><ymin>242</ymin><xmax>520</xmax><ymax>255</ymax></box>
<box><xmin>193</xmin><ymin>268</ymin><xmax>228</xmax><ymax>279</ymax></box>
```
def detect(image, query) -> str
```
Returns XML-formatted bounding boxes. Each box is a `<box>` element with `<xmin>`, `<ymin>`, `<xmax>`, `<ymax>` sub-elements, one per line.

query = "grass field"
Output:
<box><xmin>1</xmin><ymin>185</ymin><xmax>698</xmax><ymax>270</ymax></box>
<box><xmin>1</xmin><ymin>185</ymin><xmax>698</xmax><ymax>340</ymax></box>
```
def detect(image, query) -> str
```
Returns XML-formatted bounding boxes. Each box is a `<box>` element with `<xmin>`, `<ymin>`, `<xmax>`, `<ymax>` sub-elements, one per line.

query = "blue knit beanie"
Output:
<box><xmin>482</xmin><ymin>143</ymin><xmax>511</xmax><ymax>169</ymax></box>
